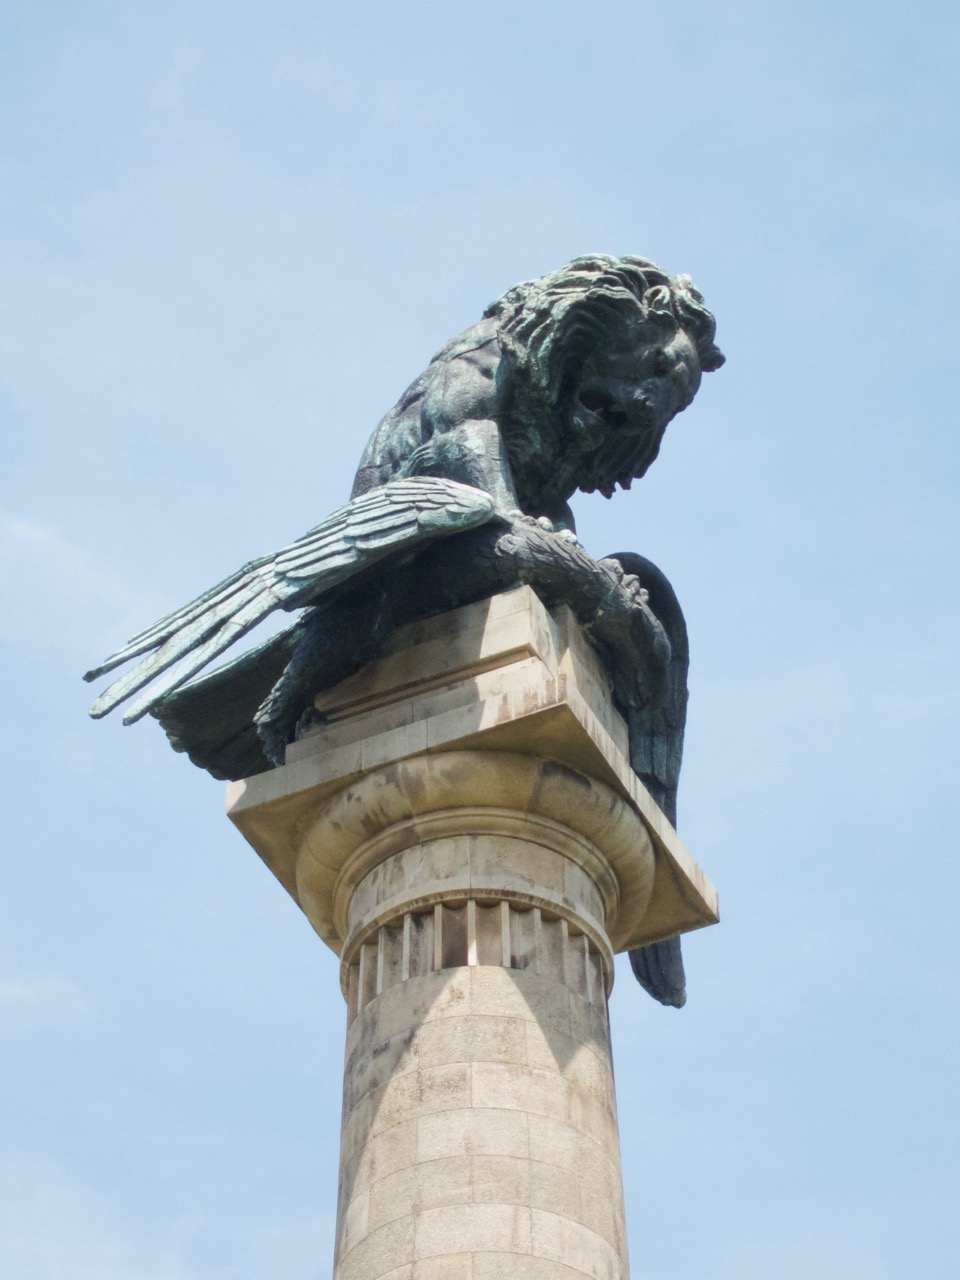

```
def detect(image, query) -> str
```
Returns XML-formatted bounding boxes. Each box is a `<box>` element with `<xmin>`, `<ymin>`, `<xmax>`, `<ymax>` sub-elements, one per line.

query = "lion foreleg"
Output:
<box><xmin>490</xmin><ymin>521</ymin><xmax>672</xmax><ymax>711</ymax></box>
<box><xmin>254</xmin><ymin>575</ymin><xmax>401</xmax><ymax>764</ymax></box>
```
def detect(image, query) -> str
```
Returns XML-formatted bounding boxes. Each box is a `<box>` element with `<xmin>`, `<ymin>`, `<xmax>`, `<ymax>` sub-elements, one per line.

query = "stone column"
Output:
<box><xmin>315</xmin><ymin>750</ymin><xmax>648</xmax><ymax>1280</ymax></box>
<box><xmin>227</xmin><ymin>587</ymin><xmax>718</xmax><ymax>1280</ymax></box>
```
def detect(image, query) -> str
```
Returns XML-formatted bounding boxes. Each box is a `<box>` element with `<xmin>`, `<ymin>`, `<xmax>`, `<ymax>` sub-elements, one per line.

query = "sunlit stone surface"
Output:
<box><xmin>227</xmin><ymin>588</ymin><xmax>718</xmax><ymax>1279</ymax></box>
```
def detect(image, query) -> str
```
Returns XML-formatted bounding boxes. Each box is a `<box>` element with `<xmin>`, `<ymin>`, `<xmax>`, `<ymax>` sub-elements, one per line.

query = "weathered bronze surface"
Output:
<box><xmin>85</xmin><ymin>254</ymin><xmax>723</xmax><ymax>1004</ymax></box>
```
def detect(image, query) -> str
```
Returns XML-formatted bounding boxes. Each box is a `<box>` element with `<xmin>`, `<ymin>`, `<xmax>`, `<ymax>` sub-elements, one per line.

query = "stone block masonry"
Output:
<box><xmin>227</xmin><ymin>588</ymin><xmax>718</xmax><ymax>1278</ymax></box>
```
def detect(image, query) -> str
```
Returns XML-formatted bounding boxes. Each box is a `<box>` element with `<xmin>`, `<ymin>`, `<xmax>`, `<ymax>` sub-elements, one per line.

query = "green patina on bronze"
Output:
<box><xmin>85</xmin><ymin>254</ymin><xmax>723</xmax><ymax>1005</ymax></box>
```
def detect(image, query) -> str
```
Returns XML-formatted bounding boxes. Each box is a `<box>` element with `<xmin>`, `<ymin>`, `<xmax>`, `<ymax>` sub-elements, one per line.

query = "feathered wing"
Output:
<box><xmin>149</xmin><ymin>622</ymin><xmax>304</xmax><ymax>781</ymax></box>
<box><xmin>85</xmin><ymin>477</ymin><xmax>498</xmax><ymax>725</ymax></box>
<box><xmin>606</xmin><ymin>552</ymin><xmax>690</xmax><ymax>1008</ymax></box>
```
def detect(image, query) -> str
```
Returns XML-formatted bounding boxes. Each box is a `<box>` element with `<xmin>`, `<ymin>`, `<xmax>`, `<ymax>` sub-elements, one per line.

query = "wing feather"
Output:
<box><xmin>86</xmin><ymin>477</ymin><xmax>497</xmax><ymax>721</ymax></box>
<box><xmin>83</xmin><ymin>557</ymin><xmax>274</xmax><ymax>681</ymax></box>
<box><xmin>89</xmin><ymin>576</ymin><xmax>282</xmax><ymax>719</ymax></box>
<box><xmin>606</xmin><ymin>551</ymin><xmax>690</xmax><ymax>1009</ymax></box>
<box><xmin>117</xmin><ymin>585</ymin><xmax>290</xmax><ymax>724</ymax></box>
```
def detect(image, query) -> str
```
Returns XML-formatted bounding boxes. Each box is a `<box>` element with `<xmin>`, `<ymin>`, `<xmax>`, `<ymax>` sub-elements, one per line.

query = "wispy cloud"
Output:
<box><xmin>3</xmin><ymin>517</ymin><xmax>83</xmax><ymax>571</ymax></box>
<box><xmin>0</xmin><ymin>1159</ymin><xmax>202</xmax><ymax>1280</ymax></box>
<box><xmin>709</xmin><ymin>1238</ymin><xmax>887</xmax><ymax>1280</ymax></box>
<box><xmin>0</xmin><ymin>516</ymin><xmax>146</xmax><ymax>655</ymax></box>
<box><xmin>0</xmin><ymin>1158</ymin><xmax>334</xmax><ymax>1280</ymax></box>
<box><xmin>0</xmin><ymin>976</ymin><xmax>92</xmax><ymax>1032</ymax></box>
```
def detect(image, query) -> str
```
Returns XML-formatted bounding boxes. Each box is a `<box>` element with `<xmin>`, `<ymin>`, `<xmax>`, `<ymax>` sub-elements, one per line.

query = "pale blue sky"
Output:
<box><xmin>2</xmin><ymin>3</ymin><xmax>958</xmax><ymax>1277</ymax></box>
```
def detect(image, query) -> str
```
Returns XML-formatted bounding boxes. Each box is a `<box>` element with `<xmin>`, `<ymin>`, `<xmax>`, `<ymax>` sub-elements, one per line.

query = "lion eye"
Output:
<box><xmin>580</xmin><ymin>388</ymin><xmax>618</xmax><ymax>415</ymax></box>
<box><xmin>652</xmin><ymin>349</ymin><xmax>672</xmax><ymax>377</ymax></box>
<box><xmin>579</xmin><ymin>388</ymin><xmax>629</xmax><ymax>431</ymax></box>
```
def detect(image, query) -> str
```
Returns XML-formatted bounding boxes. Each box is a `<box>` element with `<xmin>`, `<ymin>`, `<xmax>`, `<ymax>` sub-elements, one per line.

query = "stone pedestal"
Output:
<box><xmin>227</xmin><ymin>587</ymin><xmax>718</xmax><ymax>1280</ymax></box>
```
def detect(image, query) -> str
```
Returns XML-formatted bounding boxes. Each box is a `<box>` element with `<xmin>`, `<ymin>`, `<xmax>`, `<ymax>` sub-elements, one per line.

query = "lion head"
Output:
<box><xmin>485</xmin><ymin>254</ymin><xmax>724</xmax><ymax>503</ymax></box>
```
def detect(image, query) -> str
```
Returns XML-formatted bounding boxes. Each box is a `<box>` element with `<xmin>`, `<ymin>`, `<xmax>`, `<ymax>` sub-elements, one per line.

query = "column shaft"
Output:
<box><xmin>333</xmin><ymin>824</ymin><xmax>630</xmax><ymax>1280</ymax></box>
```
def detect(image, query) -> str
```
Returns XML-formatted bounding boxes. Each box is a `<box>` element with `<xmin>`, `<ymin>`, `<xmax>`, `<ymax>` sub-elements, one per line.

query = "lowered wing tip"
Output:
<box><xmin>88</xmin><ymin>687</ymin><xmax>131</xmax><ymax>719</ymax></box>
<box><xmin>121</xmin><ymin>706</ymin><xmax>151</xmax><ymax>726</ymax></box>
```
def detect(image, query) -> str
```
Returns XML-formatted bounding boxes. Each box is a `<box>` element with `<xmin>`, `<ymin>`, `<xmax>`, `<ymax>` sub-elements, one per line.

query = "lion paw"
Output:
<box><xmin>598</xmin><ymin>559</ymin><xmax>649</xmax><ymax>606</ymax></box>
<box><xmin>507</xmin><ymin>511</ymin><xmax>558</xmax><ymax>534</ymax></box>
<box><xmin>507</xmin><ymin>512</ymin><xmax>581</xmax><ymax>544</ymax></box>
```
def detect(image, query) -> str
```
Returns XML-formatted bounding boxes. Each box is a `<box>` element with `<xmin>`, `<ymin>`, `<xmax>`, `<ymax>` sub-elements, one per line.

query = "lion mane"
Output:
<box><xmin>485</xmin><ymin>254</ymin><xmax>725</xmax><ymax>503</ymax></box>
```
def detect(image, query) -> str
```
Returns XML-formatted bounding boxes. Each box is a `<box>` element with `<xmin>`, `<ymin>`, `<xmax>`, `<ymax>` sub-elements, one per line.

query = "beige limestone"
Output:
<box><xmin>226</xmin><ymin>588</ymin><xmax>720</xmax><ymax>1279</ymax></box>
<box><xmin>335</xmin><ymin>966</ymin><xmax>630</xmax><ymax>1279</ymax></box>
<box><xmin>228</xmin><ymin>586</ymin><xmax>718</xmax><ymax>948</ymax></box>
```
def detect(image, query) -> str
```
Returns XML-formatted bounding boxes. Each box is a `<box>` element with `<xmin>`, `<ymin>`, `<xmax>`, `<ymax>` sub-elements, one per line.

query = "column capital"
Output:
<box><xmin>227</xmin><ymin>586</ymin><xmax>718</xmax><ymax>953</ymax></box>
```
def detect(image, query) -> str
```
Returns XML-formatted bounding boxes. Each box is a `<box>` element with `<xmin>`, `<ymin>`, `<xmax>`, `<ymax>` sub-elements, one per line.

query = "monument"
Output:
<box><xmin>86</xmin><ymin>254</ymin><xmax>724</xmax><ymax>1278</ymax></box>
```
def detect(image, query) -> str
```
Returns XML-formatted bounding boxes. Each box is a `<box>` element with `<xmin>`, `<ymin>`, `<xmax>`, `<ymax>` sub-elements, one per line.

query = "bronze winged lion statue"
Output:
<box><xmin>85</xmin><ymin>253</ymin><xmax>723</xmax><ymax>1006</ymax></box>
